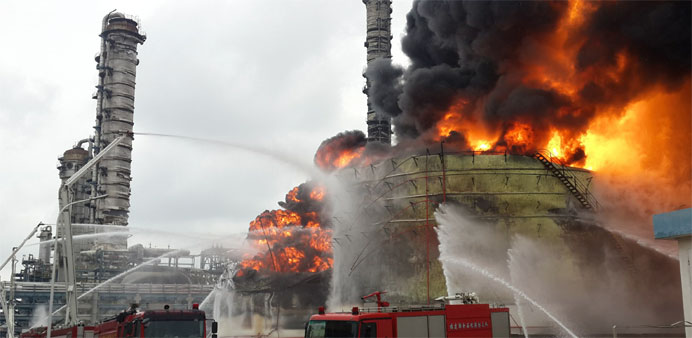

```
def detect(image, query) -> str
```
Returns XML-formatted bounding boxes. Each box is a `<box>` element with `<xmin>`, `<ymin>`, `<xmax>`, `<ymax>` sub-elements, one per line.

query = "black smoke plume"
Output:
<box><xmin>314</xmin><ymin>130</ymin><xmax>367</xmax><ymax>171</ymax></box>
<box><xmin>366</xmin><ymin>0</ymin><xmax>691</xmax><ymax>159</ymax></box>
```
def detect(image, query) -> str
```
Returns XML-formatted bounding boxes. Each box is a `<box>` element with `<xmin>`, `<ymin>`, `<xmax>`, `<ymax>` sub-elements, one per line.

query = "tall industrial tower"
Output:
<box><xmin>92</xmin><ymin>12</ymin><xmax>146</xmax><ymax>236</ymax></box>
<box><xmin>56</xmin><ymin>12</ymin><xmax>145</xmax><ymax>281</ymax></box>
<box><xmin>363</xmin><ymin>0</ymin><xmax>393</xmax><ymax>144</ymax></box>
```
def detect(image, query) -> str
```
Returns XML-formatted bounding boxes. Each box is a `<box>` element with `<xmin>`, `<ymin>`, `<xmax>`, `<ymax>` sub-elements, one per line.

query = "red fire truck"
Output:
<box><xmin>304</xmin><ymin>292</ymin><xmax>510</xmax><ymax>338</ymax></box>
<box><xmin>20</xmin><ymin>304</ymin><xmax>217</xmax><ymax>338</ymax></box>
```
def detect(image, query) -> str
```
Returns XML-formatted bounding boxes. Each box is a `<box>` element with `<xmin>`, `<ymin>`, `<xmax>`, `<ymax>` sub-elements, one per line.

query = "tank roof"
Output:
<box><xmin>62</xmin><ymin>147</ymin><xmax>89</xmax><ymax>161</ymax></box>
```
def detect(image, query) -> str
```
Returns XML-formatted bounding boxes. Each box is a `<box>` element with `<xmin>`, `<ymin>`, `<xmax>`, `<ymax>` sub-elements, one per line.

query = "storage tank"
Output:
<box><xmin>331</xmin><ymin>151</ymin><xmax>598</xmax><ymax>304</ymax></box>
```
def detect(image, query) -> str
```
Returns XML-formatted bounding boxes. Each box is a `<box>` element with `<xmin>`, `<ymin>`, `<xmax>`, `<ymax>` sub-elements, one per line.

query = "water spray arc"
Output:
<box><xmin>50</xmin><ymin>249</ymin><xmax>186</xmax><ymax>317</ymax></box>
<box><xmin>445</xmin><ymin>258</ymin><xmax>578</xmax><ymax>338</ymax></box>
<box><xmin>47</xmin><ymin>230</ymin><xmax>246</xmax><ymax>320</ymax></box>
<box><xmin>133</xmin><ymin>132</ymin><xmax>321</xmax><ymax>178</ymax></box>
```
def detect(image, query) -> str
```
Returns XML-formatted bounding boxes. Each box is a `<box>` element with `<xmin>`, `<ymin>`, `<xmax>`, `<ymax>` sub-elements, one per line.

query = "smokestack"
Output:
<box><xmin>92</xmin><ymin>12</ymin><xmax>145</xmax><ymax>242</ymax></box>
<box><xmin>363</xmin><ymin>0</ymin><xmax>392</xmax><ymax>145</ymax></box>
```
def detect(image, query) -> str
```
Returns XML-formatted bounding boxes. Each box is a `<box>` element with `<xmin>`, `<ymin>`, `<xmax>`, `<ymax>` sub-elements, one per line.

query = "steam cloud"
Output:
<box><xmin>435</xmin><ymin>204</ymin><xmax>684</xmax><ymax>334</ymax></box>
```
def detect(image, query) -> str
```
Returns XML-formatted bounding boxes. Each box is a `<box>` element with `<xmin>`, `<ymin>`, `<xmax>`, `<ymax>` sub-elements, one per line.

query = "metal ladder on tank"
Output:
<box><xmin>533</xmin><ymin>152</ymin><xmax>599</xmax><ymax>210</ymax></box>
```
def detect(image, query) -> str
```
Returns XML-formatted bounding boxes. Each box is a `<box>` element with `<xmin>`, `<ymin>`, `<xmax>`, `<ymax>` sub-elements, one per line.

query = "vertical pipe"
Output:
<box><xmin>425</xmin><ymin>150</ymin><xmax>430</xmax><ymax>305</ymax></box>
<box><xmin>59</xmin><ymin>188</ymin><xmax>78</xmax><ymax>325</ymax></box>
<box><xmin>47</xmin><ymin>219</ymin><xmax>60</xmax><ymax>338</ymax></box>
<box><xmin>8</xmin><ymin>253</ymin><xmax>16</xmax><ymax>338</ymax></box>
<box><xmin>90</xmin><ymin>10</ymin><xmax>114</xmax><ymax>223</ymax></box>
<box><xmin>441</xmin><ymin>141</ymin><xmax>446</xmax><ymax>203</ymax></box>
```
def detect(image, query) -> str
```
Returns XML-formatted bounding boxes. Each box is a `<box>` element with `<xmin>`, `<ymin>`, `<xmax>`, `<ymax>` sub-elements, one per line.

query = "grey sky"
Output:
<box><xmin>0</xmin><ymin>0</ymin><xmax>413</xmax><ymax>279</ymax></box>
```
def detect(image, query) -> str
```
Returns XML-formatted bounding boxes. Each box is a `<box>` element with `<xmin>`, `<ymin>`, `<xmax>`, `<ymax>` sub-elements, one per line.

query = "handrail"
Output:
<box><xmin>533</xmin><ymin>150</ymin><xmax>599</xmax><ymax>210</ymax></box>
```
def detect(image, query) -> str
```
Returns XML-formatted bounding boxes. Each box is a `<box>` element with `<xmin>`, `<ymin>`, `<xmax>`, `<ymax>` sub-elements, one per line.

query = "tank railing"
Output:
<box><xmin>108</xmin><ymin>13</ymin><xmax>141</xmax><ymax>26</ymax></box>
<box><xmin>104</xmin><ymin>13</ymin><xmax>146</xmax><ymax>38</ymax></box>
<box><xmin>347</xmin><ymin>145</ymin><xmax>597</xmax><ymax>183</ymax></box>
<box><xmin>346</xmin><ymin>146</ymin><xmax>525</xmax><ymax>186</ymax></box>
<box><xmin>352</xmin><ymin>148</ymin><xmax>540</xmax><ymax>184</ymax></box>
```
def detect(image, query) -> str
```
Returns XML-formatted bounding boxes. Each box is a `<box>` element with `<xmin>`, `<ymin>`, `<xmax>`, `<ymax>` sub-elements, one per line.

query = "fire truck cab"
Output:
<box><xmin>94</xmin><ymin>308</ymin><xmax>207</xmax><ymax>337</ymax></box>
<box><xmin>305</xmin><ymin>295</ymin><xmax>510</xmax><ymax>338</ymax></box>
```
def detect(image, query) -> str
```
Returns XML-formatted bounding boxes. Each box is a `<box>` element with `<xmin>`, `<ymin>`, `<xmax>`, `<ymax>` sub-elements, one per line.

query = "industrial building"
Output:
<box><xmin>54</xmin><ymin>11</ymin><xmax>146</xmax><ymax>283</ymax></box>
<box><xmin>0</xmin><ymin>12</ymin><xmax>235</xmax><ymax>338</ymax></box>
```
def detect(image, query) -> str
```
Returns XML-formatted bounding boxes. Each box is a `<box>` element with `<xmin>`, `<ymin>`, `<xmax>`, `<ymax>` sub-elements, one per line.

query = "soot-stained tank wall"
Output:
<box><xmin>332</xmin><ymin>153</ymin><xmax>596</xmax><ymax>304</ymax></box>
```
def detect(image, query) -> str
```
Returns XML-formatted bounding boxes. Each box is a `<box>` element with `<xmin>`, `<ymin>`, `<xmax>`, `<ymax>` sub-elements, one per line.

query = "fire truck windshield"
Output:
<box><xmin>144</xmin><ymin>320</ymin><xmax>204</xmax><ymax>337</ymax></box>
<box><xmin>306</xmin><ymin>320</ymin><xmax>358</xmax><ymax>338</ymax></box>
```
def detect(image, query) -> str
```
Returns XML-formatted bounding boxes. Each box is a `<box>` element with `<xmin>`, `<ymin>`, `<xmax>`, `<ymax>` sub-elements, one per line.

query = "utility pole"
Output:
<box><xmin>0</xmin><ymin>251</ymin><xmax>19</xmax><ymax>338</ymax></box>
<box><xmin>7</xmin><ymin>252</ymin><xmax>17</xmax><ymax>338</ymax></box>
<box><xmin>59</xmin><ymin>187</ymin><xmax>79</xmax><ymax>325</ymax></box>
<box><xmin>0</xmin><ymin>286</ymin><xmax>8</xmax><ymax>338</ymax></box>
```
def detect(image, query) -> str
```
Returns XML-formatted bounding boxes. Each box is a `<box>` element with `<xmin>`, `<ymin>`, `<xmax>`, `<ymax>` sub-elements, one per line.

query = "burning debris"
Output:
<box><xmin>230</xmin><ymin>182</ymin><xmax>334</xmax><ymax>333</ymax></box>
<box><xmin>236</xmin><ymin>181</ymin><xmax>333</xmax><ymax>277</ymax></box>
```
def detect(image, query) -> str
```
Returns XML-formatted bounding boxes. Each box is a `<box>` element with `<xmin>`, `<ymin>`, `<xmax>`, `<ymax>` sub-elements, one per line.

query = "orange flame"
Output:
<box><xmin>426</xmin><ymin>0</ymin><xmax>690</xmax><ymax>216</ymax></box>
<box><xmin>286</xmin><ymin>187</ymin><xmax>300</xmax><ymax>203</ymax></box>
<box><xmin>310</xmin><ymin>186</ymin><xmax>325</xmax><ymax>201</ymax></box>
<box><xmin>238</xmin><ymin>183</ymin><xmax>333</xmax><ymax>276</ymax></box>
<box><xmin>314</xmin><ymin>131</ymin><xmax>368</xmax><ymax>171</ymax></box>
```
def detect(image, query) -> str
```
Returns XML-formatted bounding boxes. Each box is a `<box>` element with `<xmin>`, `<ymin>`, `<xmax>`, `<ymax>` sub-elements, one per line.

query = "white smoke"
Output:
<box><xmin>29</xmin><ymin>304</ymin><xmax>49</xmax><ymax>329</ymax></box>
<box><xmin>324</xmin><ymin>173</ymin><xmax>393</xmax><ymax>309</ymax></box>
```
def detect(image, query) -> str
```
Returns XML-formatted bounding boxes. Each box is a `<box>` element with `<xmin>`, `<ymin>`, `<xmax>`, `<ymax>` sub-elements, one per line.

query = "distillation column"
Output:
<box><xmin>92</xmin><ymin>13</ymin><xmax>146</xmax><ymax>249</ymax></box>
<box><xmin>363</xmin><ymin>0</ymin><xmax>393</xmax><ymax>145</ymax></box>
<box><xmin>57</xmin><ymin>147</ymin><xmax>92</xmax><ymax>255</ymax></box>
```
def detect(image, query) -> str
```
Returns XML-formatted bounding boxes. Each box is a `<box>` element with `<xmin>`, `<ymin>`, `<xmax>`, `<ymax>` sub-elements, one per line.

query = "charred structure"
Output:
<box><xmin>363</xmin><ymin>0</ymin><xmax>393</xmax><ymax>145</ymax></box>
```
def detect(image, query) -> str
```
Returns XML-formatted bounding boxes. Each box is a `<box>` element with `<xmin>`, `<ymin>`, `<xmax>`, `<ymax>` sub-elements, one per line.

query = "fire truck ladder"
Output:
<box><xmin>533</xmin><ymin>152</ymin><xmax>599</xmax><ymax>210</ymax></box>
